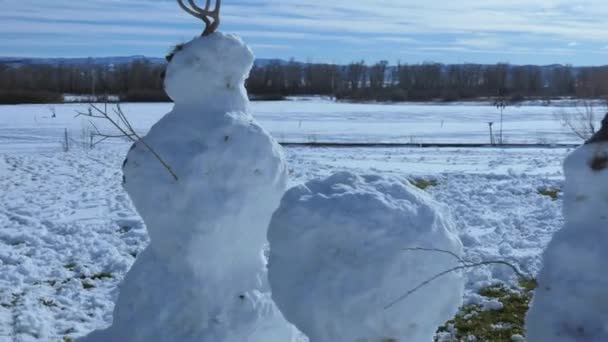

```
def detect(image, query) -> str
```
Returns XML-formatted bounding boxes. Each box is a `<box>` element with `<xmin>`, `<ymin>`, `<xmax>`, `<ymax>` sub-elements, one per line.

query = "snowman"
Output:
<box><xmin>267</xmin><ymin>172</ymin><xmax>464</xmax><ymax>342</ymax></box>
<box><xmin>80</xmin><ymin>1</ymin><xmax>297</xmax><ymax>341</ymax></box>
<box><xmin>526</xmin><ymin>114</ymin><xmax>608</xmax><ymax>341</ymax></box>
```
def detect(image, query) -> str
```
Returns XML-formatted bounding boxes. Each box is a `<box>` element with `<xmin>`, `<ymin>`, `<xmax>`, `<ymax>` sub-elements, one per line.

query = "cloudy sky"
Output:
<box><xmin>1</xmin><ymin>0</ymin><xmax>608</xmax><ymax>65</ymax></box>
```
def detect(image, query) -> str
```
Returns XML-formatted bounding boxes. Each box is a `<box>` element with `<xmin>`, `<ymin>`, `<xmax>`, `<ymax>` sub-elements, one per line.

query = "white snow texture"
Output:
<box><xmin>526</xmin><ymin>142</ymin><xmax>608</xmax><ymax>341</ymax></box>
<box><xmin>80</xmin><ymin>33</ymin><xmax>295</xmax><ymax>342</ymax></box>
<box><xmin>267</xmin><ymin>172</ymin><xmax>464</xmax><ymax>342</ymax></box>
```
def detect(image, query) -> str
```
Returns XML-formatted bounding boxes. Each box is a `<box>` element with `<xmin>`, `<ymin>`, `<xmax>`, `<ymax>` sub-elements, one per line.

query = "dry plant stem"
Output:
<box><xmin>556</xmin><ymin>100</ymin><xmax>606</xmax><ymax>140</ymax></box>
<box><xmin>76</xmin><ymin>103</ymin><xmax>179</xmax><ymax>182</ymax></box>
<box><xmin>384</xmin><ymin>247</ymin><xmax>527</xmax><ymax>310</ymax></box>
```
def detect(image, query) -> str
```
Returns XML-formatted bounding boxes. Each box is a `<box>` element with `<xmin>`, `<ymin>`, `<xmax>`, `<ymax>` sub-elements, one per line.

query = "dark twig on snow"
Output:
<box><xmin>384</xmin><ymin>247</ymin><xmax>527</xmax><ymax>310</ymax></box>
<box><xmin>76</xmin><ymin>103</ymin><xmax>179</xmax><ymax>181</ymax></box>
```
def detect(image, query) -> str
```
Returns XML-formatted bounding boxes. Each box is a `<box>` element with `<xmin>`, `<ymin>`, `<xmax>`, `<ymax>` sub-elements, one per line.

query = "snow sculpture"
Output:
<box><xmin>267</xmin><ymin>172</ymin><xmax>464</xmax><ymax>342</ymax></box>
<box><xmin>526</xmin><ymin>114</ymin><xmax>608</xmax><ymax>342</ymax></box>
<box><xmin>81</xmin><ymin>1</ymin><xmax>296</xmax><ymax>341</ymax></box>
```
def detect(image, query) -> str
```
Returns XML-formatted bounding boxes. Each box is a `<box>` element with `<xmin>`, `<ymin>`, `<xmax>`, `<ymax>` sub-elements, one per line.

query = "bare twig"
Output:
<box><xmin>384</xmin><ymin>247</ymin><xmax>527</xmax><ymax>310</ymax></box>
<box><xmin>401</xmin><ymin>247</ymin><xmax>465</xmax><ymax>263</ymax></box>
<box><xmin>76</xmin><ymin>103</ymin><xmax>179</xmax><ymax>182</ymax></box>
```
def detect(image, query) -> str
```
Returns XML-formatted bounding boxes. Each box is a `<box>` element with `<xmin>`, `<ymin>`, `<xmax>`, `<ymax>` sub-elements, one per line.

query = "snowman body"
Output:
<box><xmin>526</xmin><ymin>140</ymin><xmax>608</xmax><ymax>342</ymax></box>
<box><xmin>81</xmin><ymin>33</ymin><xmax>295</xmax><ymax>342</ymax></box>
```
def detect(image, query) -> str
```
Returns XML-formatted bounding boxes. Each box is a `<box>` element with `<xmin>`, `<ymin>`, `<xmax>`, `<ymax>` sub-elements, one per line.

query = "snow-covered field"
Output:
<box><xmin>0</xmin><ymin>98</ymin><xmax>594</xmax><ymax>154</ymax></box>
<box><xmin>0</xmin><ymin>99</ymin><xmax>575</xmax><ymax>340</ymax></box>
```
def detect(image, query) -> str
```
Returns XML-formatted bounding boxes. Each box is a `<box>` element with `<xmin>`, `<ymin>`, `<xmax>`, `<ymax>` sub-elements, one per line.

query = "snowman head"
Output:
<box><xmin>164</xmin><ymin>34</ymin><xmax>254</xmax><ymax>104</ymax></box>
<box><xmin>164</xmin><ymin>0</ymin><xmax>254</xmax><ymax>104</ymax></box>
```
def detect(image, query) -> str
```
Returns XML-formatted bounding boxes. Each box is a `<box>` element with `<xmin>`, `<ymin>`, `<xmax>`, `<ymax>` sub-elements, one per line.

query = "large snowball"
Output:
<box><xmin>80</xmin><ymin>32</ymin><xmax>295</xmax><ymax>341</ymax></box>
<box><xmin>267</xmin><ymin>172</ymin><xmax>464</xmax><ymax>342</ymax></box>
<box><xmin>526</xmin><ymin>142</ymin><xmax>608</xmax><ymax>342</ymax></box>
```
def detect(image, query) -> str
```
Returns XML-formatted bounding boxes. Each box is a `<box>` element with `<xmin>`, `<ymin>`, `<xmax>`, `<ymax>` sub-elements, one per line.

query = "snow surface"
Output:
<box><xmin>268</xmin><ymin>172</ymin><xmax>464</xmax><ymax>341</ymax></box>
<box><xmin>526</xmin><ymin>141</ymin><xmax>608</xmax><ymax>342</ymax></box>
<box><xmin>81</xmin><ymin>33</ymin><xmax>296</xmax><ymax>342</ymax></box>
<box><xmin>0</xmin><ymin>98</ymin><xmax>598</xmax><ymax>155</ymax></box>
<box><xmin>0</xmin><ymin>143</ymin><xmax>566</xmax><ymax>341</ymax></box>
<box><xmin>0</xmin><ymin>97</ymin><xmax>574</xmax><ymax>341</ymax></box>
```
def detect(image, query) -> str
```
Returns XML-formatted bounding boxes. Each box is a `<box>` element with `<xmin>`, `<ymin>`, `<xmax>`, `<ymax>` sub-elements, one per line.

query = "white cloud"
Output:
<box><xmin>1</xmin><ymin>0</ymin><xmax>608</xmax><ymax>63</ymax></box>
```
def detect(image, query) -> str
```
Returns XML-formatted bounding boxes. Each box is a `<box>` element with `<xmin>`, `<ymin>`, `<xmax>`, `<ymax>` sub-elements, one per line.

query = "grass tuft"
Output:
<box><xmin>90</xmin><ymin>272</ymin><xmax>113</xmax><ymax>280</ymax></box>
<box><xmin>81</xmin><ymin>282</ymin><xmax>95</xmax><ymax>290</ymax></box>
<box><xmin>411</xmin><ymin>178</ymin><xmax>439</xmax><ymax>190</ymax></box>
<box><xmin>437</xmin><ymin>279</ymin><xmax>537</xmax><ymax>341</ymax></box>
<box><xmin>538</xmin><ymin>188</ymin><xmax>560</xmax><ymax>200</ymax></box>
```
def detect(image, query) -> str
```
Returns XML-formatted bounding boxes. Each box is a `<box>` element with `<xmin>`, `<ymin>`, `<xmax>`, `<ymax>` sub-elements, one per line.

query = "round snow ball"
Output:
<box><xmin>267</xmin><ymin>172</ymin><xmax>464</xmax><ymax>342</ymax></box>
<box><xmin>164</xmin><ymin>32</ymin><xmax>254</xmax><ymax>103</ymax></box>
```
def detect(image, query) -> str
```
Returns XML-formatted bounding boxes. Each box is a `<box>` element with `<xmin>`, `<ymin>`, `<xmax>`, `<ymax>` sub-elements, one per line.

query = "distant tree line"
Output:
<box><xmin>1</xmin><ymin>59</ymin><xmax>607</xmax><ymax>104</ymax></box>
<box><xmin>0</xmin><ymin>60</ymin><xmax>166</xmax><ymax>104</ymax></box>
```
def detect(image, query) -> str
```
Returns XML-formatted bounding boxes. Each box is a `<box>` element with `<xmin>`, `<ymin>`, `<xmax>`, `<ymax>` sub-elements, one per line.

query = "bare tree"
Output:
<box><xmin>347</xmin><ymin>61</ymin><xmax>367</xmax><ymax>91</ymax></box>
<box><xmin>555</xmin><ymin>100</ymin><xmax>607</xmax><ymax>141</ymax></box>
<box><xmin>369</xmin><ymin>60</ymin><xmax>388</xmax><ymax>89</ymax></box>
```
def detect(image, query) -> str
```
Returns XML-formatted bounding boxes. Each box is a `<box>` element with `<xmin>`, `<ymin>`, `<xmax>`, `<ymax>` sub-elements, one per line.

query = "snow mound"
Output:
<box><xmin>267</xmin><ymin>172</ymin><xmax>464</xmax><ymax>341</ymax></box>
<box><xmin>80</xmin><ymin>32</ymin><xmax>294</xmax><ymax>341</ymax></box>
<box><xmin>526</xmin><ymin>141</ymin><xmax>608</xmax><ymax>342</ymax></box>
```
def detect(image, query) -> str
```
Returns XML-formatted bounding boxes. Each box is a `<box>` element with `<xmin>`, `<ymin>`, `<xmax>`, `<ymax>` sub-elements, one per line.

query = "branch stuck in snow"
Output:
<box><xmin>384</xmin><ymin>247</ymin><xmax>528</xmax><ymax>310</ymax></box>
<box><xmin>76</xmin><ymin>103</ymin><xmax>179</xmax><ymax>182</ymax></box>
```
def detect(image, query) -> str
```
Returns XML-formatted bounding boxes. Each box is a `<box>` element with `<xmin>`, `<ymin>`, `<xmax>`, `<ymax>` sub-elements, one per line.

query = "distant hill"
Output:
<box><xmin>0</xmin><ymin>56</ymin><xmax>164</xmax><ymax>67</ymax></box>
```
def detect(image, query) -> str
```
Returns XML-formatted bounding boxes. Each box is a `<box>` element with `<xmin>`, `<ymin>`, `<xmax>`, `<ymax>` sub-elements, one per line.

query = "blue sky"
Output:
<box><xmin>1</xmin><ymin>0</ymin><xmax>608</xmax><ymax>65</ymax></box>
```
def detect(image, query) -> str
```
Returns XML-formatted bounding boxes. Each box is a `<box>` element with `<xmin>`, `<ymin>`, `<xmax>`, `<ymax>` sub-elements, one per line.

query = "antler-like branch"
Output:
<box><xmin>177</xmin><ymin>0</ymin><xmax>221</xmax><ymax>36</ymax></box>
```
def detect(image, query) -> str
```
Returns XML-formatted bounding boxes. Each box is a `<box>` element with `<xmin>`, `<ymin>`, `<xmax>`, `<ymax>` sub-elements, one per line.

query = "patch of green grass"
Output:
<box><xmin>518</xmin><ymin>278</ymin><xmax>538</xmax><ymax>292</ymax></box>
<box><xmin>538</xmin><ymin>188</ymin><xmax>560</xmax><ymax>201</ymax></box>
<box><xmin>81</xmin><ymin>281</ymin><xmax>95</xmax><ymax>290</ymax></box>
<box><xmin>90</xmin><ymin>272</ymin><xmax>113</xmax><ymax>280</ymax></box>
<box><xmin>437</xmin><ymin>279</ymin><xmax>537</xmax><ymax>341</ymax></box>
<box><xmin>63</xmin><ymin>337</ymin><xmax>73</xmax><ymax>342</ymax></box>
<box><xmin>411</xmin><ymin>178</ymin><xmax>439</xmax><ymax>190</ymax></box>
<box><xmin>64</xmin><ymin>262</ymin><xmax>77</xmax><ymax>271</ymax></box>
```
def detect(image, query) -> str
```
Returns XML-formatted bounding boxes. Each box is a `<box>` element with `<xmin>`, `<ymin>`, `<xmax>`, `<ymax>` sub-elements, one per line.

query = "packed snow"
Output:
<box><xmin>526</xmin><ymin>128</ymin><xmax>608</xmax><ymax>342</ymax></box>
<box><xmin>0</xmin><ymin>97</ymin><xmax>578</xmax><ymax>341</ymax></box>
<box><xmin>268</xmin><ymin>172</ymin><xmax>464</xmax><ymax>341</ymax></box>
<box><xmin>80</xmin><ymin>33</ymin><xmax>297</xmax><ymax>342</ymax></box>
